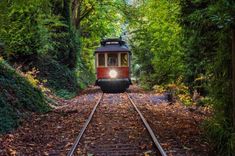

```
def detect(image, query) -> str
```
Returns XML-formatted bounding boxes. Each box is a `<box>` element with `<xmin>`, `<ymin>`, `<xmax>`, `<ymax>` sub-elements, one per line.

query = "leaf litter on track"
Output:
<box><xmin>0</xmin><ymin>85</ymin><xmax>211</xmax><ymax>156</ymax></box>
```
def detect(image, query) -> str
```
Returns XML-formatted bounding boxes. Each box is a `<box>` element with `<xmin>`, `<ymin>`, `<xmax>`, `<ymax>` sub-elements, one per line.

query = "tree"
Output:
<box><xmin>73</xmin><ymin>0</ymin><xmax>125</xmax><ymax>75</ymax></box>
<box><xmin>0</xmin><ymin>0</ymin><xmax>62</xmax><ymax>61</ymax></box>
<box><xmin>180</xmin><ymin>0</ymin><xmax>235</xmax><ymax>155</ymax></box>
<box><xmin>126</xmin><ymin>0</ymin><xmax>185</xmax><ymax>88</ymax></box>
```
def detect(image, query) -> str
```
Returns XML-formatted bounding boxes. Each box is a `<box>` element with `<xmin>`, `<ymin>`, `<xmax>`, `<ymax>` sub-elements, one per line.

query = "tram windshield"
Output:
<box><xmin>108</xmin><ymin>53</ymin><xmax>118</xmax><ymax>66</ymax></box>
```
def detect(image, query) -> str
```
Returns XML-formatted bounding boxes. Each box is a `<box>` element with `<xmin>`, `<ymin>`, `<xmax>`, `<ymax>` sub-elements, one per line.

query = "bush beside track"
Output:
<box><xmin>34</xmin><ymin>57</ymin><xmax>79</xmax><ymax>99</ymax></box>
<box><xmin>0</xmin><ymin>58</ymin><xmax>50</xmax><ymax>134</ymax></box>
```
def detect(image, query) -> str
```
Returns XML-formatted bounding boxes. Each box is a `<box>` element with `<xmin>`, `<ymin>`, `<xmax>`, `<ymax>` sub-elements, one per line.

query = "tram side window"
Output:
<box><xmin>108</xmin><ymin>53</ymin><xmax>118</xmax><ymax>66</ymax></box>
<box><xmin>121</xmin><ymin>53</ymin><xmax>128</xmax><ymax>66</ymax></box>
<box><xmin>98</xmin><ymin>54</ymin><xmax>105</xmax><ymax>66</ymax></box>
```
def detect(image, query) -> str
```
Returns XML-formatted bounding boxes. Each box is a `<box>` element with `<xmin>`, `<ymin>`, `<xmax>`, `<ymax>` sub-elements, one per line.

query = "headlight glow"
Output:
<box><xmin>109</xmin><ymin>70</ymin><xmax>117</xmax><ymax>78</ymax></box>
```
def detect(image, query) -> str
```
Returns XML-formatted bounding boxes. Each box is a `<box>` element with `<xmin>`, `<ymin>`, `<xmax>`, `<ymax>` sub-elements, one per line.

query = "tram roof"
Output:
<box><xmin>95</xmin><ymin>38</ymin><xmax>131</xmax><ymax>53</ymax></box>
<box><xmin>95</xmin><ymin>45</ymin><xmax>131</xmax><ymax>53</ymax></box>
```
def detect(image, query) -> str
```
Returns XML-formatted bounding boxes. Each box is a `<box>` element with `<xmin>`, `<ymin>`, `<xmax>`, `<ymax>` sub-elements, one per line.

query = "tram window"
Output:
<box><xmin>108</xmin><ymin>53</ymin><xmax>118</xmax><ymax>66</ymax></box>
<box><xmin>98</xmin><ymin>54</ymin><xmax>105</xmax><ymax>66</ymax></box>
<box><xmin>121</xmin><ymin>53</ymin><xmax>128</xmax><ymax>66</ymax></box>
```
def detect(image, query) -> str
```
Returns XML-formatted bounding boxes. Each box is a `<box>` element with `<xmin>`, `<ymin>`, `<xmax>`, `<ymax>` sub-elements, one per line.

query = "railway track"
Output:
<box><xmin>67</xmin><ymin>93</ymin><xmax>167</xmax><ymax>156</ymax></box>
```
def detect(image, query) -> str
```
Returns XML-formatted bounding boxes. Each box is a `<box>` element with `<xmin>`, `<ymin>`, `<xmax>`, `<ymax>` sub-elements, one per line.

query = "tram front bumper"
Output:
<box><xmin>96</xmin><ymin>78</ymin><xmax>131</xmax><ymax>87</ymax></box>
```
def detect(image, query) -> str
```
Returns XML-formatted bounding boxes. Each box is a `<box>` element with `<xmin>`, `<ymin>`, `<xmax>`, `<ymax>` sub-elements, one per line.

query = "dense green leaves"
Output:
<box><xmin>35</xmin><ymin>57</ymin><xmax>79</xmax><ymax>98</ymax></box>
<box><xmin>181</xmin><ymin>0</ymin><xmax>235</xmax><ymax>155</ymax></box>
<box><xmin>0</xmin><ymin>58</ymin><xmax>50</xmax><ymax>133</ymax></box>
<box><xmin>0</xmin><ymin>0</ymin><xmax>64</xmax><ymax>59</ymax></box>
<box><xmin>127</xmin><ymin>0</ymin><xmax>185</xmax><ymax>87</ymax></box>
<box><xmin>78</xmin><ymin>0</ymin><xmax>126</xmax><ymax>75</ymax></box>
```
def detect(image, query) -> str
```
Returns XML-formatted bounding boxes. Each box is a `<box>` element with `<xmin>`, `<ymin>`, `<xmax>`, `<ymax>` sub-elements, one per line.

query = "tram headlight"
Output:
<box><xmin>109</xmin><ymin>70</ymin><xmax>117</xmax><ymax>78</ymax></box>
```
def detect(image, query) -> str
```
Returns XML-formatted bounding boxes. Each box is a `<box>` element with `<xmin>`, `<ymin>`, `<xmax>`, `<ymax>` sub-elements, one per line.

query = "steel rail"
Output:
<box><xmin>67</xmin><ymin>93</ymin><xmax>104</xmax><ymax>156</ymax></box>
<box><xmin>126</xmin><ymin>93</ymin><xmax>167</xmax><ymax>156</ymax></box>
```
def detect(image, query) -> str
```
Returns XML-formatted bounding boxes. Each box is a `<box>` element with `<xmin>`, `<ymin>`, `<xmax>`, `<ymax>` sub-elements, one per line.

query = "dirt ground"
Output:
<box><xmin>0</xmin><ymin>85</ymin><xmax>212</xmax><ymax>156</ymax></box>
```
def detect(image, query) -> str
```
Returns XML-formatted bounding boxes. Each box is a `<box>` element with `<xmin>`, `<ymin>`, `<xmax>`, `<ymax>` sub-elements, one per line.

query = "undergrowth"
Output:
<box><xmin>34</xmin><ymin>57</ymin><xmax>79</xmax><ymax>99</ymax></box>
<box><xmin>203</xmin><ymin>115</ymin><xmax>235</xmax><ymax>156</ymax></box>
<box><xmin>0</xmin><ymin>58</ymin><xmax>50</xmax><ymax>134</ymax></box>
<box><xmin>75</xmin><ymin>64</ymin><xmax>96</xmax><ymax>89</ymax></box>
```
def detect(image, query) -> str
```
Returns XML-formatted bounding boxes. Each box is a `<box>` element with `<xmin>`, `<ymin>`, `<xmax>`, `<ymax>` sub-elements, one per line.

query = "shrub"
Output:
<box><xmin>204</xmin><ymin>115</ymin><xmax>235</xmax><ymax>156</ymax></box>
<box><xmin>0</xmin><ymin>58</ymin><xmax>50</xmax><ymax>133</ymax></box>
<box><xmin>34</xmin><ymin>57</ymin><xmax>79</xmax><ymax>98</ymax></box>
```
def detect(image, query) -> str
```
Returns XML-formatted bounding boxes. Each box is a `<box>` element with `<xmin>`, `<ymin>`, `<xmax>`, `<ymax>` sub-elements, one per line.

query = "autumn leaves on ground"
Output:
<box><xmin>0</xmin><ymin>86</ymin><xmax>211</xmax><ymax>156</ymax></box>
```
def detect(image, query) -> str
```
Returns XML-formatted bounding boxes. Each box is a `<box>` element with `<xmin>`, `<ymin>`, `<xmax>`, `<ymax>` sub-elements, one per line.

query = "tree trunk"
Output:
<box><xmin>232</xmin><ymin>28</ymin><xmax>235</xmax><ymax>156</ymax></box>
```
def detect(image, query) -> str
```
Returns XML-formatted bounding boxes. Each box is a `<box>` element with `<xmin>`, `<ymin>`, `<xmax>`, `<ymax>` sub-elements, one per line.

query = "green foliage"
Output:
<box><xmin>55</xmin><ymin>89</ymin><xmax>77</xmax><ymax>100</ymax></box>
<box><xmin>0</xmin><ymin>0</ymin><xmax>65</xmax><ymax>60</ymax></box>
<box><xmin>76</xmin><ymin>63</ymin><xmax>96</xmax><ymax>88</ymax></box>
<box><xmin>35</xmin><ymin>57</ymin><xmax>79</xmax><ymax>98</ymax></box>
<box><xmin>66</xmin><ymin>28</ymin><xmax>81</xmax><ymax>69</ymax></box>
<box><xmin>0</xmin><ymin>105</ymin><xmax>18</xmax><ymax>134</ymax></box>
<box><xmin>126</xmin><ymin>0</ymin><xmax>235</xmax><ymax>154</ymax></box>
<box><xmin>127</xmin><ymin>0</ymin><xmax>185</xmax><ymax>88</ymax></box>
<box><xmin>51</xmin><ymin>0</ymin><xmax>80</xmax><ymax>69</ymax></box>
<box><xmin>204</xmin><ymin>116</ymin><xmax>235</xmax><ymax>156</ymax></box>
<box><xmin>0</xmin><ymin>58</ymin><xmax>50</xmax><ymax>133</ymax></box>
<box><xmin>166</xmin><ymin>83</ymin><xmax>193</xmax><ymax>106</ymax></box>
<box><xmin>0</xmin><ymin>0</ymin><xmax>83</xmax><ymax>99</ymax></box>
<box><xmin>180</xmin><ymin>0</ymin><xmax>235</xmax><ymax>154</ymax></box>
<box><xmin>196</xmin><ymin>97</ymin><xmax>213</xmax><ymax>107</ymax></box>
<box><xmin>78</xmin><ymin>0</ymin><xmax>126</xmax><ymax>77</ymax></box>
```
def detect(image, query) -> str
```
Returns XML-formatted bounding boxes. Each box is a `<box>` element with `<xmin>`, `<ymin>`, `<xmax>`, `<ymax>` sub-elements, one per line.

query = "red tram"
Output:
<box><xmin>95</xmin><ymin>38</ymin><xmax>132</xmax><ymax>93</ymax></box>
